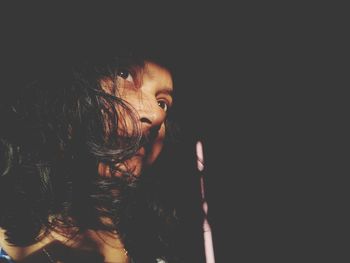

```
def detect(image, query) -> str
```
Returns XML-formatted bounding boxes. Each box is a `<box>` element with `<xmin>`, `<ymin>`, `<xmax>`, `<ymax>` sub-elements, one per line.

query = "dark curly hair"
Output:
<box><xmin>0</xmin><ymin>50</ymin><xmax>184</xmax><ymax>262</ymax></box>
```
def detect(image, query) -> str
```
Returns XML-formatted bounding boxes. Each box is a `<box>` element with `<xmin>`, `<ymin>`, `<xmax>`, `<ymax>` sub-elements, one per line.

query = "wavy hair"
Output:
<box><xmin>0</xmin><ymin>51</ymin><xmax>182</xmax><ymax>262</ymax></box>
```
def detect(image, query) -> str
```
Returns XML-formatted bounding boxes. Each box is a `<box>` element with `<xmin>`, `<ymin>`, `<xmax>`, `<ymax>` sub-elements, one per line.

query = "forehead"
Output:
<box><xmin>142</xmin><ymin>61</ymin><xmax>173</xmax><ymax>89</ymax></box>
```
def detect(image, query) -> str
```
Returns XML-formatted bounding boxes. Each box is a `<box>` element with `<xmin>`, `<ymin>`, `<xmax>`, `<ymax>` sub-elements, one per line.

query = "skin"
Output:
<box><xmin>99</xmin><ymin>61</ymin><xmax>174</xmax><ymax>177</ymax></box>
<box><xmin>0</xmin><ymin>61</ymin><xmax>174</xmax><ymax>262</ymax></box>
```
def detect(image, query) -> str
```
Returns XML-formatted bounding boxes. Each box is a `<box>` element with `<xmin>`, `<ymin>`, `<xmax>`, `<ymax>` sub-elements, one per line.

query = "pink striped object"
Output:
<box><xmin>196</xmin><ymin>140</ymin><xmax>215</xmax><ymax>263</ymax></box>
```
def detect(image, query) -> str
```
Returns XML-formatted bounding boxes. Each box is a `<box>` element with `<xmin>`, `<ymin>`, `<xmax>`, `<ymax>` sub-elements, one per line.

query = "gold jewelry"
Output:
<box><xmin>42</xmin><ymin>247</ymin><xmax>55</xmax><ymax>263</ymax></box>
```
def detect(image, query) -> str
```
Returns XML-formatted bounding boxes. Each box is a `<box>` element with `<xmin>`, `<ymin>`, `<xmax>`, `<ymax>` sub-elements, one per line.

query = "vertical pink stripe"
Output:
<box><xmin>196</xmin><ymin>141</ymin><xmax>204</xmax><ymax>171</ymax></box>
<box><xmin>196</xmin><ymin>140</ymin><xmax>215</xmax><ymax>263</ymax></box>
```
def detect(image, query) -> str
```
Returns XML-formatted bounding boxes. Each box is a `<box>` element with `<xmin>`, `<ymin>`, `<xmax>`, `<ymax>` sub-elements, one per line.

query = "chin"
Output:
<box><xmin>145</xmin><ymin>144</ymin><xmax>163</xmax><ymax>165</ymax></box>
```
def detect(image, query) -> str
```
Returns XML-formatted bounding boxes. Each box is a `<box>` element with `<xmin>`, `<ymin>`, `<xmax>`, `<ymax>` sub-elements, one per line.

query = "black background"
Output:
<box><xmin>1</xmin><ymin>3</ymin><xmax>342</xmax><ymax>262</ymax></box>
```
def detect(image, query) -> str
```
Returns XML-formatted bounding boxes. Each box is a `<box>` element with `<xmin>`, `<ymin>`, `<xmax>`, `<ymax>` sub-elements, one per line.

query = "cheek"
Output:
<box><xmin>146</xmin><ymin>124</ymin><xmax>166</xmax><ymax>165</ymax></box>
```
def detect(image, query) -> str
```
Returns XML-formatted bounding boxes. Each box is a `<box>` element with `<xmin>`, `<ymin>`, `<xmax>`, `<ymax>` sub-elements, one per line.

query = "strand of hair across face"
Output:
<box><xmin>196</xmin><ymin>140</ymin><xmax>215</xmax><ymax>263</ymax></box>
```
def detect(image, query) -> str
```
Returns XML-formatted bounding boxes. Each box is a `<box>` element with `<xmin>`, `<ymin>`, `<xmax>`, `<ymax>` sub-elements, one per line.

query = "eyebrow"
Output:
<box><xmin>157</xmin><ymin>88</ymin><xmax>173</xmax><ymax>97</ymax></box>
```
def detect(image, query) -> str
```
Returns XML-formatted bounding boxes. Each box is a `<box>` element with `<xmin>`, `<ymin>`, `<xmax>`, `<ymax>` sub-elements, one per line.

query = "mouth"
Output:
<box><xmin>139</xmin><ymin>129</ymin><xmax>159</xmax><ymax>152</ymax></box>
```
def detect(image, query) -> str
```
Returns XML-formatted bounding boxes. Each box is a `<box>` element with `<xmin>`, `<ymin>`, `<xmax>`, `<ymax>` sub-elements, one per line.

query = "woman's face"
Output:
<box><xmin>99</xmin><ymin>61</ymin><xmax>173</xmax><ymax>177</ymax></box>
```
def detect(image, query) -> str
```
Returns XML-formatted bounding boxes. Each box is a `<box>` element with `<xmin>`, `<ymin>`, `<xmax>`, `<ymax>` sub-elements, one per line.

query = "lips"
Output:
<box><xmin>133</xmin><ymin>126</ymin><xmax>163</xmax><ymax>168</ymax></box>
<box><xmin>140</xmin><ymin>129</ymin><xmax>159</xmax><ymax>152</ymax></box>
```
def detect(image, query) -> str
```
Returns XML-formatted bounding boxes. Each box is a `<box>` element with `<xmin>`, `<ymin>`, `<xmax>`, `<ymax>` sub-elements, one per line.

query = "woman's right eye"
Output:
<box><xmin>117</xmin><ymin>69</ymin><xmax>134</xmax><ymax>83</ymax></box>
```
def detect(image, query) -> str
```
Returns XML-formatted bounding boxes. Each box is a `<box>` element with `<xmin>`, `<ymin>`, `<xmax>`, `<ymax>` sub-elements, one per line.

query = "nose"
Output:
<box><xmin>138</xmin><ymin>99</ymin><xmax>165</xmax><ymax>134</ymax></box>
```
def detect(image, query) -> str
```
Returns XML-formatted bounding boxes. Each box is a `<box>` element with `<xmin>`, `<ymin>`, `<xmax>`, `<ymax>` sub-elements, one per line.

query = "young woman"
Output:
<box><xmin>0</xmin><ymin>49</ymin><xmax>192</xmax><ymax>262</ymax></box>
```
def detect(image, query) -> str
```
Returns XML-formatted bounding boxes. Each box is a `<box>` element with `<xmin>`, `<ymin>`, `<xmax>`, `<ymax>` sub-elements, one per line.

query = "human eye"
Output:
<box><xmin>117</xmin><ymin>69</ymin><xmax>134</xmax><ymax>83</ymax></box>
<box><xmin>157</xmin><ymin>100</ymin><xmax>170</xmax><ymax>112</ymax></box>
